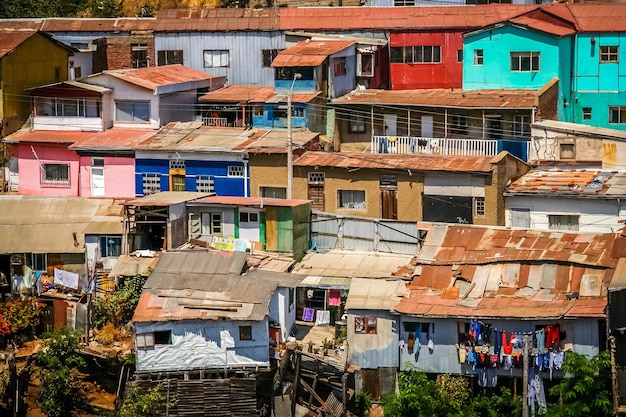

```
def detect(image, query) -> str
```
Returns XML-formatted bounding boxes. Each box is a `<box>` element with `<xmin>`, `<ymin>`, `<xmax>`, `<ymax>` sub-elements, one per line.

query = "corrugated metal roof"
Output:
<box><xmin>95</xmin><ymin>64</ymin><xmax>218</xmax><ymax>92</ymax></box>
<box><xmin>108</xmin><ymin>254</ymin><xmax>160</xmax><ymax>277</ymax></box>
<box><xmin>271</xmin><ymin>40</ymin><xmax>355</xmax><ymax>67</ymax></box>
<box><xmin>505</xmin><ymin>169</ymin><xmax>626</xmax><ymax>198</ymax></box>
<box><xmin>69</xmin><ymin>129</ymin><xmax>157</xmax><ymax>151</ymax></box>
<box><xmin>0</xmin><ymin>196</ymin><xmax>123</xmax><ymax>254</ymax></box>
<box><xmin>125</xmin><ymin>191</ymin><xmax>211</xmax><ymax>207</ymax></box>
<box><xmin>563</xmin><ymin>3</ymin><xmax>626</xmax><ymax>33</ymax></box>
<box><xmin>333</xmin><ymin>88</ymin><xmax>536</xmax><ymax>109</ymax></box>
<box><xmin>235</xmin><ymin>129</ymin><xmax>320</xmax><ymax>154</ymax></box>
<box><xmin>508</xmin><ymin>16</ymin><xmax>575</xmax><ymax>37</ymax></box>
<box><xmin>292</xmin><ymin>249</ymin><xmax>413</xmax><ymax>278</ymax></box>
<box><xmin>198</xmin><ymin>84</ymin><xmax>320</xmax><ymax>104</ymax></box>
<box><xmin>3</xmin><ymin>129</ymin><xmax>87</xmax><ymax>144</ymax></box>
<box><xmin>345</xmin><ymin>277</ymin><xmax>408</xmax><ymax>311</ymax></box>
<box><xmin>28</xmin><ymin>80</ymin><xmax>112</xmax><ymax>95</ymax></box>
<box><xmin>395</xmin><ymin>224</ymin><xmax>620</xmax><ymax>319</ymax></box>
<box><xmin>0</xmin><ymin>30</ymin><xmax>37</xmax><ymax>58</ymax></box>
<box><xmin>532</xmin><ymin>120</ymin><xmax>626</xmax><ymax>141</ymax></box>
<box><xmin>40</xmin><ymin>17</ymin><xmax>155</xmax><ymax>32</ymax></box>
<box><xmin>0</xmin><ymin>20</ymin><xmax>44</xmax><ymax>31</ymax></box>
<box><xmin>279</xmin><ymin>4</ymin><xmax>537</xmax><ymax>31</ymax></box>
<box><xmin>294</xmin><ymin>151</ymin><xmax>496</xmax><ymax>173</ymax></box>
<box><xmin>155</xmin><ymin>8</ymin><xmax>280</xmax><ymax>32</ymax></box>
<box><xmin>138</xmin><ymin>122</ymin><xmax>256</xmax><ymax>152</ymax></box>
<box><xmin>134</xmin><ymin>251</ymin><xmax>279</xmax><ymax>323</ymax></box>
<box><xmin>191</xmin><ymin>196</ymin><xmax>311</xmax><ymax>208</ymax></box>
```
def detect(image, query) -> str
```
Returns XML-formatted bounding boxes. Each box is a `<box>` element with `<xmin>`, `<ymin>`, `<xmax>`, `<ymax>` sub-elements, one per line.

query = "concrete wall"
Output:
<box><xmin>78</xmin><ymin>155</ymin><xmax>136</xmax><ymax>198</ymax></box>
<box><xmin>16</xmin><ymin>143</ymin><xmax>79</xmax><ymax>196</ymax></box>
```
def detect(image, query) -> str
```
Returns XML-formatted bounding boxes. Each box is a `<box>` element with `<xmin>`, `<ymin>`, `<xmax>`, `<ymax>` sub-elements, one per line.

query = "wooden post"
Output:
<box><xmin>342</xmin><ymin>373</ymin><xmax>347</xmax><ymax>417</ymax></box>
<box><xmin>523</xmin><ymin>334</ymin><xmax>529</xmax><ymax>417</ymax></box>
<box><xmin>291</xmin><ymin>350</ymin><xmax>301</xmax><ymax>417</ymax></box>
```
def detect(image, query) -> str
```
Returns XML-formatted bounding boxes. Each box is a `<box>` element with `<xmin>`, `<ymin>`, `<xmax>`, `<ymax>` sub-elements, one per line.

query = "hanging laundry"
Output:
<box><xmin>486</xmin><ymin>368</ymin><xmax>498</xmax><ymax>387</ymax></box>
<box><xmin>306</xmin><ymin>289</ymin><xmax>314</xmax><ymax>299</ymax></box>
<box><xmin>315</xmin><ymin>310</ymin><xmax>330</xmax><ymax>326</ymax></box>
<box><xmin>545</xmin><ymin>324</ymin><xmax>561</xmax><ymax>350</ymax></box>
<box><xmin>536</xmin><ymin>329</ymin><xmax>546</xmax><ymax>355</ymax></box>
<box><xmin>458</xmin><ymin>347</ymin><xmax>466</xmax><ymax>363</ymax></box>
<box><xmin>493</xmin><ymin>329</ymin><xmax>502</xmax><ymax>355</ymax></box>
<box><xmin>54</xmin><ymin>268</ymin><xmax>79</xmax><ymax>289</ymax></box>
<box><xmin>502</xmin><ymin>331</ymin><xmax>514</xmax><ymax>355</ymax></box>
<box><xmin>407</xmin><ymin>332</ymin><xmax>415</xmax><ymax>354</ymax></box>
<box><xmin>302</xmin><ymin>307</ymin><xmax>315</xmax><ymax>322</ymax></box>
<box><xmin>328</xmin><ymin>289</ymin><xmax>341</xmax><ymax>306</ymax></box>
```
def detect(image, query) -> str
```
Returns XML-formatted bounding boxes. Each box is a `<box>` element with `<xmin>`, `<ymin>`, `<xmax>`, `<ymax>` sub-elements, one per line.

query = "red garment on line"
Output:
<box><xmin>545</xmin><ymin>324</ymin><xmax>560</xmax><ymax>349</ymax></box>
<box><xmin>502</xmin><ymin>332</ymin><xmax>514</xmax><ymax>355</ymax></box>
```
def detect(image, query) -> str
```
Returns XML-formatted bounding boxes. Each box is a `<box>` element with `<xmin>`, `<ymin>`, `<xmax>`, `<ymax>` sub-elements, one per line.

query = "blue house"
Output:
<box><xmin>198</xmin><ymin>85</ymin><xmax>319</xmax><ymax>130</ymax></box>
<box><xmin>462</xmin><ymin>10</ymin><xmax>575</xmax><ymax>125</ymax></box>
<box><xmin>134</xmin><ymin>122</ymin><xmax>254</xmax><ymax>197</ymax></box>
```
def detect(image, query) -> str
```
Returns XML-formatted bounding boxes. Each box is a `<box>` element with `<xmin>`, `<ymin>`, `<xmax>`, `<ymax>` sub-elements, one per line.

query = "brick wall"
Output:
<box><xmin>92</xmin><ymin>35</ymin><xmax>155</xmax><ymax>73</ymax></box>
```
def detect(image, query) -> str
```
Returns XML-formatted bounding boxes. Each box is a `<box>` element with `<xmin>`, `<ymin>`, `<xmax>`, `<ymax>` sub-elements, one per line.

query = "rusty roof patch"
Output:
<box><xmin>155</xmin><ymin>8</ymin><xmax>280</xmax><ymax>32</ymax></box>
<box><xmin>505</xmin><ymin>169</ymin><xmax>626</xmax><ymax>197</ymax></box>
<box><xmin>0</xmin><ymin>31</ymin><xmax>37</xmax><ymax>59</ymax></box>
<box><xmin>41</xmin><ymin>18</ymin><xmax>155</xmax><ymax>32</ymax></box>
<box><xmin>95</xmin><ymin>64</ymin><xmax>219</xmax><ymax>91</ymax></box>
<box><xmin>272</xmin><ymin>40</ymin><xmax>355</xmax><ymax>67</ymax></box>
<box><xmin>199</xmin><ymin>85</ymin><xmax>320</xmax><ymax>104</ymax></box>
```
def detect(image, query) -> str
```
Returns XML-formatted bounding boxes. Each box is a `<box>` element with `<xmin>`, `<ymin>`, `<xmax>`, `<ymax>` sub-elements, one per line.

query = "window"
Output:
<box><xmin>253</xmin><ymin>106</ymin><xmax>264</xmax><ymax>116</ymax></box>
<box><xmin>394</xmin><ymin>0</ymin><xmax>415</xmax><ymax>4</ymax></box>
<box><xmin>201</xmin><ymin>212</ymin><xmax>222</xmax><ymax>235</ymax></box>
<box><xmin>262</xmin><ymin>49</ymin><xmax>280</xmax><ymax>67</ymax></box>
<box><xmin>41</xmin><ymin>163</ymin><xmax>70</xmax><ymax>186</ymax></box>
<box><xmin>511</xmin><ymin>52</ymin><xmax>540</xmax><ymax>72</ymax></box>
<box><xmin>289</xmin><ymin>287</ymin><xmax>295</xmax><ymax>311</ymax></box>
<box><xmin>450</xmin><ymin>115</ymin><xmax>467</xmax><ymax>135</ymax></box>
<box><xmin>171</xmin><ymin>175</ymin><xmax>186</xmax><ymax>191</ymax></box>
<box><xmin>31</xmin><ymin>253</ymin><xmax>46</xmax><ymax>271</ymax></box>
<box><xmin>260</xmin><ymin>187</ymin><xmax>286</xmax><ymax>199</ymax></box>
<box><xmin>349</xmin><ymin>115</ymin><xmax>366</xmax><ymax>133</ymax></box>
<box><xmin>228</xmin><ymin>165</ymin><xmax>245</xmax><ymax>177</ymax></box>
<box><xmin>100</xmin><ymin>236</ymin><xmax>121</xmax><ymax>257</ymax></box>
<box><xmin>157</xmin><ymin>50</ymin><xmax>183</xmax><ymax>66</ymax></box>
<box><xmin>560</xmin><ymin>143</ymin><xmax>575</xmax><ymax>160</ymax></box>
<box><xmin>203</xmin><ymin>50</ymin><xmax>229</xmax><ymax>68</ymax></box>
<box><xmin>338</xmin><ymin>190</ymin><xmax>366</xmax><ymax>210</ymax></box>
<box><xmin>457</xmin><ymin>49</ymin><xmax>463</xmax><ymax>63</ymax></box>
<box><xmin>142</xmin><ymin>173</ymin><xmax>161</xmax><ymax>195</ymax></box>
<box><xmin>274</xmin><ymin>106</ymin><xmax>305</xmax><ymax>119</ymax></box>
<box><xmin>474</xmin><ymin>197</ymin><xmax>485</xmax><ymax>217</ymax></box>
<box><xmin>196</xmin><ymin>176</ymin><xmax>215</xmax><ymax>193</ymax></box>
<box><xmin>239</xmin><ymin>326</ymin><xmax>252</xmax><ymax>341</ymax></box>
<box><xmin>609</xmin><ymin>106</ymin><xmax>626</xmax><ymax>124</ymax></box>
<box><xmin>582</xmin><ymin>107</ymin><xmax>592</xmax><ymax>120</ymax></box>
<box><xmin>35</xmin><ymin>97</ymin><xmax>101</xmax><ymax>118</ymax></box>
<box><xmin>474</xmin><ymin>49</ymin><xmax>484</xmax><ymax>65</ymax></box>
<box><xmin>93</xmin><ymin>157</ymin><xmax>104</xmax><ymax>167</ymax></box>
<box><xmin>116</xmin><ymin>101</ymin><xmax>149</xmax><ymax>122</ymax></box>
<box><xmin>390</xmin><ymin>46</ymin><xmax>441</xmax><ymax>64</ymax></box>
<box><xmin>354</xmin><ymin>316</ymin><xmax>377</xmax><ymax>334</ymax></box>
<box><xmin>239</xmin><ymin>212</ymin><xmax>259</xmax><ymax>223</ymax></box>
<box><xmin>513</xmin><ymin>115</ymin><xmax>530</xmax><ymax>137</ymax></box>
<box><xmin>136</xmin><ymin>333</ymin><xmax>154</xmax><ymax>348</ymax></box>
<box><xmin>357</xmin><ymin>54</ymin><xmax>374</xmax><ymax>77</ymax></box>
<box><xmin>131</xmin><ymin>44</ymin><xmax>148</xmax><ymax>68</ymax></box>
<box><xmin>308</xmin><ymin>172</ymin><xmax>325</xmax><ymax>184</ymax></box>
<box><xmin>333</xmin><ymin>57</ymin><xmax>347</xmax><ymax>76</ymax></box>
<box><xmin>154</xmin><ymin>330</ymin><xmax>172</xmax><ymax>345</ymax></box>
<box><xmin>600</xmin><ymin>46</ymin><xmax>619</xmax><ymax>63</ymax></box>
<box><xmin>548</xmin><ymin>214</ymin><xmax>579</xmax><ymax>231</ymax></box>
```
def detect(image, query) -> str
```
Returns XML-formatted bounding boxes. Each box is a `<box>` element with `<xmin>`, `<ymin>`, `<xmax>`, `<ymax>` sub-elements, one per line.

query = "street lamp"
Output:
<box><xmin>287</xmin><ymin>72</ymin><xmax>302</xmax><ymax>200</ymax></box>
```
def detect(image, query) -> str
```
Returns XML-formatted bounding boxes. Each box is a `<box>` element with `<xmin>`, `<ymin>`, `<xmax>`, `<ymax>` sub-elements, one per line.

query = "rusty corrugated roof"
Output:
<box><xmin>294</xmin><ymin>151</ymin><xmax>496</xmax><ymax>172</ymax></box>
<box><xmin>0</xmin><ymin>30</ymin><xmax>37</xmax><ymax>59</ymax></box>
<box><xmin>333</xmin><ymin>88</ymin><xmax>536</xmax><ymax>109</ymax></box>
<box><xmin>394</xmin><ymin>224</ymin><xmax>620</xmax><ymax>319</ymax></box>
<box><xmin>271</xmin><ymin>40</ymin><xmax>355</xmax><ymax>67</ymax></box>
<box><xmin>69</xmin><ymin>129</ymin><xmax>157</xmax><ymax>151</ymax></box>
<box><xmin>3</xmin><ymin>129</ymin><xmax>88</xmax><ymax>144</ymax></box>
<box><xmin>199</xmin><ymin>85</ymin><xmax>320</xmax><ymax>104</ymax></box>
<box><xmin>563</xmin><ymin>3</ymin><xmax>626</xmax><ymax>33</ymax></box>
<box><xmin>97</xmin><ymin>64</ymin><xmax>218</xmax><ymax>91</ymax></box>
<box><xmin>235</xmin><ymin>129</ymin><xmax>320</xmax><ymax>154</ymax></box>
<box><xmin>0</xmin><ymin>20</ymin><xmax>43</xmax><ymax>31</ymax></box>
<box><xmin>138</xmin><ymin>122</ymin><xmax>258</xmax><ymax>152</ymax></box>
<box><xmin>191</xmin><ymin>196</ymin><xmax>311</xmax><ymax>208</ymax></box>
<box><xmin>505</xmin><ymin>169</ymin><xmax>626</xmax><ymax>198</ymax></box>
<box><xmin>509</xmin><ymin>15</ymin><xmax>576</xmax><ymax>37</ymax></box>
<box><xmin>155</xmin><ymin>8</ymin><xmax>280</xmax><ymax>32</ymax></box>
<box><xmin>40</xmin><ymin>17</ymin><xmax>155</xmax><ymax>32</ymax></box>
<box><xmin>279</xmin><ymin>4</ymin><xmax>537</xmax><ymax>31</ymax></box>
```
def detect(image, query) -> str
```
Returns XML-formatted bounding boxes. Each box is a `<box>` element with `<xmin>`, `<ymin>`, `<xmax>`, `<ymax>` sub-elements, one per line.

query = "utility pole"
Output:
<box><xmin>523</xmin><ymin>334</ymin><xmax>530</xmax><ymax>417</ymax></box>
<box><xmin>286</xmin><ymin>73</ymin><xmax>301</xmax><ymax>200</ymax></box>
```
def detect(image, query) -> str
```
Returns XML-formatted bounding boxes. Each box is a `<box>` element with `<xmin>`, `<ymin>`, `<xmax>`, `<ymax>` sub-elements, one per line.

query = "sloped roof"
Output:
<box><xmin>561</xmin><ymin>3</ymin><xmax>626</xmax><ymax>33</ymax></box>
<box><xmin>345</xmin><ymin>277</ymin><xmax>408</xmax><ymax>312</ymax></box>
<box><xmin>235</xmin><ymin>129</ymin><xmax>320</xmax><ymax>154</ymax></box>
<box><xmin>155</xmin><ymin>8</ymin><xmax>281</xmax><ymax>32</ymax></box>
<box><xmin>69</xmin><ymin>129</ymin><xmax>157</xmax><ymax>151</ymax></box>
<box><xmin>124</xmin><ymin>191</ymin><xmax>211</xmax><ymax>207</ymax></box>
<box><xmin>0</xmin><ymin>196</ymin><xmax>124</xmax><ymax>254</ymax></box>
<box><xmin>91</xmin><ymin>64</ymin><xmax>218</xmax><ymax>92</ymax></box>
<box><xmin>137</xmin><ymin>122</ymin><xmax>257</xmax><ymax>152</ymax></box>
<box><xmin>294</xmin><ymin>151</ymin><xmax>496</xmax><ymax>173</ymax></box>
<box><xmin>108</xmin><ymin>254</ymin><xmax>160</xmax><ymax>278</ymax></box>
<box><xmin>505</xmin><ymin>169</ymin><xmax>626</xmax><ymax>198</ymax></box>
<box><xmin>394</xmin><ymin>223</ymin><xmax>622</xmax><ymax>319</ymax></box>
<box><xmin>0</xmin><ymin>20</ymin><xmax>44</xmax><ymax>31</ymax></box>
<box><xmin>279</xmin><ymin>4</ymin><xmax>537</xmax><ymax>31</ymax></box>
<box><xmin>3</xmin><ymin>129</ymin><xmax>88</xmax><ymax>144</ymax></box>
<box><xmin>199</xmin><ymin>85</ymin><xmax>320</xmax><ymax>104</ymax></box>
<box><xmin>507</xmin><ymin>15</ymin><xmax>575</xmax><ymax>37</ymax></box>
<box><xmin>28</xmin><ymin>80</ymin><xmax>112</xmax><ymax>97</ymax></box>
<box><xmin>333</xmin><ymin>88</ymin><xmax>537</xmax><ymax>109</ymax></box>
<box><xmin>191</xmin><ymin>196</ymin><xmax>311</xmax><ymax>208</ymax></box>
<box><xmin>133</xmin><ymin>251</ymin><xmax>279</xmax><ymax>322</ymax></box>
<box><xmin>271</xmin><ymin>40</ymin><xmax>355</xmax><ymax>67</ymax></box>
<box><xmin>0</xmin><ymin>30</ymin><xmax>37</xmax><ymax>59</ymax></box>
<box><xmin>40</xmin><ymin>17</ymin><xmax>155</xmax><ymax>32</ymax></box>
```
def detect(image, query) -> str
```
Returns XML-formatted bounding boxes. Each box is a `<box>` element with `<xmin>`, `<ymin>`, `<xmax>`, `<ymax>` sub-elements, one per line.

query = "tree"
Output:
<box><xmin>89</xmin><ymin>0</ymin><xmax>123</xmax><ymax>18</ymax></box>
<box><xmin>0</xmin><ymin>0</ymin><xmax>89</xmax><ymax>18</ymax></box>
<box><xmin>383</xmin><ymin>368</ymin><xmax>439</xmax><ymax>417</ymax></box>
<box><xmin>91</xmin><ymin>275</ymin><xmax>145</xmax><ymax>330</ymax></box>
<box><xmin>33</xmin><ymin>327</ymin><xmax>89</xmax><ymax>417</ymax></box>
<box><xmin>545</xmin><ymin>350</ymin><xmax>613</xmax><ymax>417</ymax></box>
<box><xmin>117</xmin><ymin>384</ymin><xmax>177</xmax><ymax>417</ymax></box>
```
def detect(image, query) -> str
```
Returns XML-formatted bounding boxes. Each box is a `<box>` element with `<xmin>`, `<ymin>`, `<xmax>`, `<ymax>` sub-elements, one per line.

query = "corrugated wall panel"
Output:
<box><xmin>156</xmin><ymin>31</ymin><xmax>285</xmax><ymax>86</ymax></box>
<box><xmin>311</xmin><ymin>213</ymin><xmax>340</xmax><ymax>249</ymax></box>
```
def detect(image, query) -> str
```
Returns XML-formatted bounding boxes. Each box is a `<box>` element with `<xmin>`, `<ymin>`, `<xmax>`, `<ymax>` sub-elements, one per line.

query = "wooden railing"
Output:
<box><xmin>371</xmin><ymin>136</ymin><xmax>500</xmax><ymax>156</ymax></box>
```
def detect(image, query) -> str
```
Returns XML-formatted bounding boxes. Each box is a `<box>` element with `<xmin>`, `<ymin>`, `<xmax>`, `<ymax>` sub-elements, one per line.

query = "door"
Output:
<box><xmin>90</xmin><ymin>167</ymin><xmax>105</xmax><ymax>197</ymax></box>
<box><xmin>308</xmin><ymin>185</ymin><xmax>325</xmax><ymax>211</ymax></box>
<box><xmin>421</xmin><ymin>116</ymin><xmax>433</xmax><ymax>138</ymax></box>
<box><xmin>510</xmin><ymin>208</ymin><xmax>531</xmax><ymax>228</ymax></box>
<box><xmin>171</xmin><ymin>174</ymin><xmax>186</xmax><ymax>191</ymax></box>
<box><xmin>380</xmin><ymin>175</ymin><xmax>398</xmax><ymax>220</ymax></box>
<box><xmin>384</xmin><ymin>114</ymin><xmax>397</xmax><ymax>136</ymax></box>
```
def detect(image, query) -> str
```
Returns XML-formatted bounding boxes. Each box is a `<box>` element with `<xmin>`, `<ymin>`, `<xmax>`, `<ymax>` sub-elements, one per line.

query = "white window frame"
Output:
<box><xmin>131</xmin><ymin>43</ymin><xmax>148</xmax><ymax>68</ymax></box>
<box><xmin>357</xmin><ymin>53</ymin><xmax>374</xmax><ymax>77</ymax></box>
<box><xmin>338</xmin><ymin>190</ymin><xmax>366</xmax><ymax>210</ymax></box>
<box><xmin>228</xmin><ymin>165</ymin><xmax>245</xmax><ymax>177</ymax></box>
<box><xmin>474</xmin><ymin>197</ymin><xmax>485</xmax><ymax>217</ymax></box>
<box><xmin>116</xmin><ymin>101</ymin><xmax>150</xmax><ymax>122</ymax></box>
<box><xmin>136</xmin><ymin>333</ymin><xmax>155</xmax><ymax>348</ymax></box>
<box><xmin>474</xmin><ymin>49</ymin><xmax>484</xmax><ymax>65</ymax></box>
<box><xmin>513</xmin><ymin>115</ymin><xmax>530</xmax><ymax>137</ymax></box>
<box><xmin>142</xmin><ymin>173</ymin><xmax>161</xmax><ymax>195</ymax></box>
<box><xmin>260</xmin><ymin>186</ymin><xmax>286</xmax><ymax>199</ymax></box>
<box><xmin>201</xmin><ymin>212</ymin><xmax>222</xmax><ymax>235</ymax></box>
<box><xmin>203</xmin><ymin>49</ymin><xmax>230</xmax><ymax>68</ymax></box>
<box><xmin>609</xmin><ymin>106</ymin><xmax>626</xmax><ymax>124</ymax></box>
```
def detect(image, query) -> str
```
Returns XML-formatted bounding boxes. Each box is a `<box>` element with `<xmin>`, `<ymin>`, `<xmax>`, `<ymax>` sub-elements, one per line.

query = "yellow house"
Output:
<box><xmin>0</xmin><ymin>30</ymin><xmax>72</xmax><ymax>137</ymax></box>
<box><xmin>286</xmin><ymin>151</ymin><xmax>528</xmax><ymax>225</ymax></box>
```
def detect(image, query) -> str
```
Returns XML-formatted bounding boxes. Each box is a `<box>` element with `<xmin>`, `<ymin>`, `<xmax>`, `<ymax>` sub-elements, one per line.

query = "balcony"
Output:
<box><xmin>371</xmin><ymin>136</ymin><xmax>500</xmax><ymax>156</ymax></box>
<box><xmin>201</xmin><ymin>117</ymin><xmax>228</xmax><ymax>127</ymax></box>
